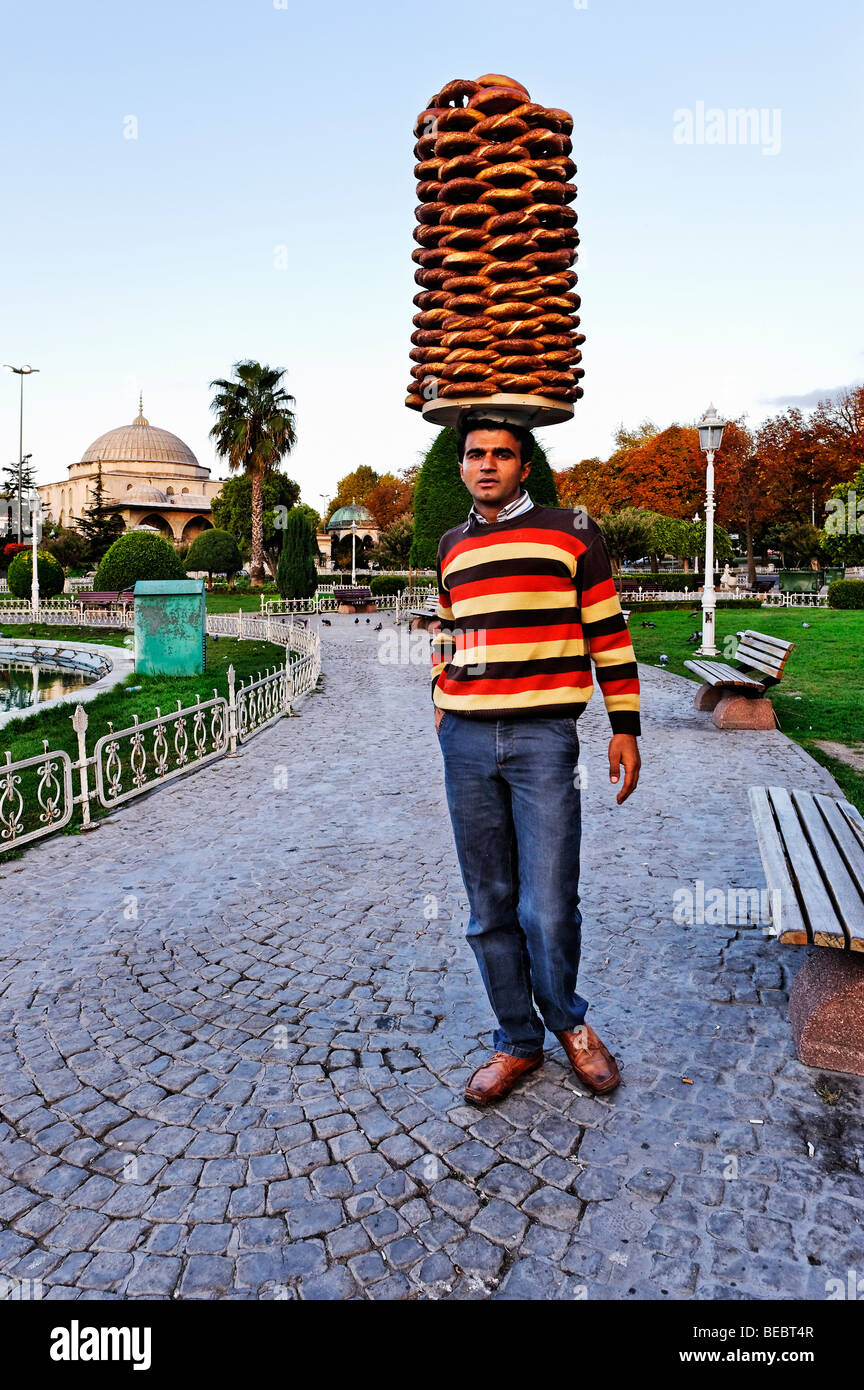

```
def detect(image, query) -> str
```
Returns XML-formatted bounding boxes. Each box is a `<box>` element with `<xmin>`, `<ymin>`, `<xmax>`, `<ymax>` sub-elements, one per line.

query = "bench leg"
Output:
<box><xmin>711</xmin><ymin>693</ymin><xmax>777</xmax><ymax>730</ymax></box>
<box><xmin>693</xmin><ymin>683</ymin><xmax>723</xmax><ymax>712</ymax></box>
<box><xmin>789</xmin><ymin>951</ymin><xmax>864</xmax><ymax>1077</ymax></box>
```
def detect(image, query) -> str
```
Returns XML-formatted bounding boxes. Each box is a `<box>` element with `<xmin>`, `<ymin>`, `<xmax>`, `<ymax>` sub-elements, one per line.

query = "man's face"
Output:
<box><xmin>460</xmin><ymin>429</ymin><xmax>531</xmax><ymax>508</ymax></box>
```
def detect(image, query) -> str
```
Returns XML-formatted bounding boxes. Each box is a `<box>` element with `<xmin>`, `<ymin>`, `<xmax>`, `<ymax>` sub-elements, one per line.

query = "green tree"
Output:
<box><xmin>43</xmin><ymin>527</ymin><xmax>90</xmax><ymax>571</ymax></box>
<box><xmin>820</xmin><ymin>463</ymin><xmax>864</xmax><ymax>564</ymax></box>
<box><xmin>1</xmin><ymin>456</ymin><xmax>37</xmax><ymax>543</ymax></box>
<box><xmin>7</xmin><ymin>548</ymin><xmax>65</xmax><ymax>599</ymax></box>
<box><xmin>410</xmin><ymin>427</ymin><xmax>558</xmax><ymax>569</ymax></box>
<box><xmin>72</xmin><ymin>460</ymin><xmax>125</xmax><ymax>562</ymax></box>
<box><xmin>276</xmin><ymin>509</ymin><xmax>318</xmax><ymax>599</ymax></box>
<box><xmin>210</xmin><ymin>470</ymin><xmax>302</xmax><ymax>576</ymax></box>
<box><xmin>324</xmin><ymin>466</ymin><xmax>381</xmax><ymax>524</ymax></box>
<box><xmin>778</xmin><ymin>519</ymin><xmax>823</xmax><ymax>568</ymax></box>
<box><xmin>209</xmin><ymin>361</ymin><xmax>298</xmax><ymax>586</ymax></box>
<box><xmin>374</xmin><ymin>515</ymin><xmax>414</xmax><ymax>568</ymax></box>
<box><xmin>95</xmin><ymin>532</ymin><xmax>186</xmax><ymax>590</ymax></box>
<box><xmin>184</xmin><ymin>528</ymin><xmax>242</xmax><ymax>583</ymax></box>
<box><xmin>643</xmin><ymin>512</ymin><xmax>694</xmax><ymax>571</ymax></box>
<box><xmin>597</xmin><ymin>508</ymin><xmax>652</xmax><ymax>574</ymax></box>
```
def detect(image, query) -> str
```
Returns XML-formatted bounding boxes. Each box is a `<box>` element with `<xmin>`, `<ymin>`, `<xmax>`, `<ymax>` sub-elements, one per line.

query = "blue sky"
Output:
<box><xmin>1</xmin><ymin>0</ymin><xmax>862</xmax><ymax>507</ymax></box>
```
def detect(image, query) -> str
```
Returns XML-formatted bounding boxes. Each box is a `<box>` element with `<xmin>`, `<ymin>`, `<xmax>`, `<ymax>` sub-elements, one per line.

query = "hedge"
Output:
<box><xmin>623</xmin><ymin>598</ymin><xmax>764</xmax><ymax>613</ymax></box>
<box><xmin>827</xmin><ymin>578</ymin><xmax>864</xmax><ymax>609</ymax></box>
<box><xmin>370</xmin><ymin>576</ymin><xmax>408</xmax><ymax>595</ymax></box>
<box><xmin>7</xmin><ymin>548</ymin><xmax>66</xmax><ymax>600</ymax></box>
<box><xmin>619</xmin><ymin>571</ymin><xmax>720</xmax><ymax>592</ymax></box>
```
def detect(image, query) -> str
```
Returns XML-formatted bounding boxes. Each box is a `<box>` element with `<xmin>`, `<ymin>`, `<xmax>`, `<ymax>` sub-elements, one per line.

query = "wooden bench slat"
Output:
<box><xmin>812</xmin><ymin>796</ymin><xmax>864</xmax><ymax>950</ymax></box>
<box><xmin>793</xmin><ymin>791</ymin><xmax>863</xmax><ymax>950</ymax></box>
<box><xmin>739</xmin><ymin>629</ymin><xmax>795</xmax><ymax>654</ymax></box>
<box><xmin>736</xmin><ymin>643</ymin><xmax>787</xmax><ymax>671</ymax></box>
<box><xmin>768</xmin><ymin>786</ymin><xmax>847</xmax><ymax>949</ymax></box>
<box><xmin>684</xmin><ymin>659</ymin><xmax>764</xmax><ymax>688</ymax></box>
<box><xmin>748</xmin><ymin>786</ymin><xmax>809</xmax><ymax>944</ymax></box>
<box><xmin>839</xmin><ymin>799</ymin><xmax>864</xmax><ymax>843</ymax></box>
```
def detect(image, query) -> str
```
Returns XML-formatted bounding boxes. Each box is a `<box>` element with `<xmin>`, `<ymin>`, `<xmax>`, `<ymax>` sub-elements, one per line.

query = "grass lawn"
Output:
<box><xmin>1</xmin><ymin>630</ymin><xmax>287</xmax><ymax>772</ymax></box>
<box><xmin>629</xmin><ymin>607</ymin><xmax>864</xmax><ymax>812</ymax></box>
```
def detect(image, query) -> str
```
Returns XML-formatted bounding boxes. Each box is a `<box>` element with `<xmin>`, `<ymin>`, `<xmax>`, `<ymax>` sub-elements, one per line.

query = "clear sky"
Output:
<box><xmin>1</xmin><ymin>0</ymin><xmax>862</xmax><ymax>506</ymax></box>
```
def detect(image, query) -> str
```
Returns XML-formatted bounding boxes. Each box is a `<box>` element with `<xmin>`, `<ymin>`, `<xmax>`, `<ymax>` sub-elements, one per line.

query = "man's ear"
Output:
<box><xmin>521</xmin><ymin>459</ymin><xmax>532</xmax><ymax>481</ymax></box>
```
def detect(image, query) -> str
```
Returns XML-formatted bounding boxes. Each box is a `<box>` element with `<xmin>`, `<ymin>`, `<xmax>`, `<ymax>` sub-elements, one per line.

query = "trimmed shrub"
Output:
<box><xmin>828</xmin><ymin>578</ymin><xmax>864</xmax><ymax>609</ymax></box>
<box><xmin>95</xmin><ymin>531</ymin><xmax>185</xmax><ymax>591</ymax></box>
<box><xmin>7</xmin><ymin>548</ymin><xmax>66</xmax><ymax>599</ymax></box>
<box><xmin>370</xmin><ymin>576</ymin><xmax>408</xmax><ymax>595</ymax></box>
<box><xmin>185</xmin><ymin>528</ymin><xmax>242</xmax><ymax>580</ymax></box>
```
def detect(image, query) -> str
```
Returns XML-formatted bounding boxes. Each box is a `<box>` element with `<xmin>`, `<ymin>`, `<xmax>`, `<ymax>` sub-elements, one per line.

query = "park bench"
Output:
<box><xmin>749</xmin><ymin>785</ymin><xmax>864</xmax><ymax>1075</ymax></box>
<box><xmin>333</xmin><ymin>585</ymin><xmax>376</xmax><ymax>614</ymax></box>
<box><xmin>76</xmin><ymin>589</ymin><xmax>135</xmax><ymax>610</ymax></box>
<box><xmin>684</xmin><ymin>628</ymin><xmax>795</xmax><ymax>730</ymax></box>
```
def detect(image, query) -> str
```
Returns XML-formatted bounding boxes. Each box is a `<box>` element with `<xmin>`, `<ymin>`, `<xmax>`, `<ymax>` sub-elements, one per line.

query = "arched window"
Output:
<box><xmin>181</xmin><ymin>487</ymin><xmax>189</xmax><ymax>495</ymax></box>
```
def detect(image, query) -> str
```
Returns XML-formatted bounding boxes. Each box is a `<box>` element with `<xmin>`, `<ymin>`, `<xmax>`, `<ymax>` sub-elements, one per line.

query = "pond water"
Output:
<box><xmin>0</xmin><ymin>661</ymin><xmax>98</xmax><ymax>714</ymax></box>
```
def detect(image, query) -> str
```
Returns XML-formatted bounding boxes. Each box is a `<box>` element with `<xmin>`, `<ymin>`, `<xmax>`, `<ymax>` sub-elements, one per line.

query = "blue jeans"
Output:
<box><xmin>437</xmin><ymin>712</ymin><xmax>588</xmax><ymax>1057</ymax></box>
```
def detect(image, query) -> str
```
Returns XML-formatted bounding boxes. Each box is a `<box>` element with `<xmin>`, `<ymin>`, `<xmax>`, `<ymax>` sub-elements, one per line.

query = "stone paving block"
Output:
<box><xmin>470</xmin><ymin>1198</ymin><xmax>530</xmax><ymax>1248</ymax></box>
<box><xmin>521</xmin><ymin>1188</ymin><xmax>583</xmax><ymax>1232</ymax></box>
<box><xmin>286</xmin><ymin>1199</ymin><xmax>344</xmax><ymax>1239</ymax></box>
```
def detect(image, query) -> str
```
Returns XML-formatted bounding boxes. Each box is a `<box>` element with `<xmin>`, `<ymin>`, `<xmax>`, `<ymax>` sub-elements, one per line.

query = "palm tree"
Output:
<box><xmin>209</xmin><ymin>361</ymin><xmax>297</xmax><ymax>586</ymax></box>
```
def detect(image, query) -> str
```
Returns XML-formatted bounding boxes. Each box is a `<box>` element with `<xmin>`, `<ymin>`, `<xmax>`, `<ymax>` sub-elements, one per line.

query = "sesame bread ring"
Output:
<box><xmin>446</xmin><ymin>294</ymin><xmax>490</xmax><ymax>315</ymax></box>
<box><xmin>475</xmin><ymin>73</ymin><xmax>530</xmax><ymax>95</ymax></box>
<box><xmin>439</xmin><ymin>152</ymin><xmax>485</xmax><ymax>181</ymax></box>
<box><xmin>433</xmin><ymin>129</ymin><xmax>483</xmax><ymax>157</ymax></box>
<box><xmin>544</xmin><ymin>349</ymin><xmax>582</xmax><ymax>366</ymax></box>
<box><xmin>525</xmin><ymin>179</ymin><xmax>565</xmax><ymax>204</ymax></box>
<box><xmin>473</xmin><ymin>113</ymin><xmax>529</xmax><ymax>141</ymax></box>
<box><xmin>438</xmin><ymin>225</ymin><xmax>488</xmax><ymax>249</ymax></box>
<box><xmin>414</xmin><ymin>108</ymin><xmax>448</xmax><ymax>139</ymax></box>
<box><xmin>410</xmin><ymin>329</ymin><xmax>445</xmax><ymax>348</ymax></box>
<box><xmin>405</xmin><ymin>393</ymin><xmax>424</xmax><ymax>412</ymax></box>
<box><xmin>531</xmin><ymin>201</ymin><xmax>573</xmax><ymax>224</ymax></box>
<box><xmin>415</xmin><ymin>201</ymin><xmax>448</xmax><ymax>226</ymax></box>
<box><xmin>536</xmin><ymin>333</ymin><xmax>580</xmax><ymax>351</ymax></box>
<box><xmin>512</xmin><ymin>129</ymin><xmax>568</xmax><ymax>157</ymax></box>
<box><xmin>490</xmin><ymin>337</ymin><xmax>542</xmax><ymax>355</ymax></box>
<box><xmin>413</xmin><ymin>308</ymin><xmax>451</xmax><ymax>329</ymax></box>
<box><xmin>486</xmin><ymin>234</ymin><xmax>539</xmax><ymax>260</ymax></box>
<box><xmin>442</xmin><ymin>313</ymin><xmax>496</xmax><ymax>334</ymax></box>
<box><xmin>445</xmin><ymin>361</ymin><xmax>495</xmax><ymax>381</ymax></box>
<box><xmin>414</xmin><ymin>267</ymin><xmax>451</xmax><ymax>289</ymax></box>
<box><xmin>414</xmin><ymin>158</ymin><xmax>446</xmax><ymax>182</ymax></box>
<box><xmin>533</xmin><ymin>370</ymin><xmax>577</xmax><ymax>389</ymax></box>
<box><xmin>438</xmin><ymin>379</ymin><xmax>499</xmax><ymax>397</ymax></box>
<box><xmin>486</xmin><ymin>300</ymin><xmax>543</xmax><ymax>321</ymax></box>
<box><xmin>413</xmin><ymin>289</ymin><xmax>451</xmax><ymax>310</ymax></box>
<box><xmin>487</xmin><ymin>278</ymin><xmax>541</xmax><ymax>301</ymax></box>
<box><xmin>442</xmin><ymin>327</ymin><xmax>495</xmax><ymax>348</ymax></box>
<box><xmin>496</xmin><ymin>374</ymin><xmax>544</xmax><ymax>393</ymax></box>
<box><xmin>412</xmin><ymin>224</ymin><xmax>449</xmax><ymax>248</ymax></box>
<box><xmin>474</xmin><ymin>141</ymin><xmax>528</xmax><ymax>164</ymax></box>
<box><xmin>529</xmin><ymin>157</ymin><xmax>577</xmax><ymax>181</ymax></box>
<box><xmin>444</xmin><ymin>347</ymin><xmax>497</xmax><ymax>364</ymax></box>
<box><xmin>495</xmin><ymin>355</ymin><xmax>544</xmax><ymax>374</ymax></box>
<box><xmin>484</xmin><ymin>208</ymin><xmax>540</xmax><ymax>235</ymax></box>
<box><xmin>414</xmin><ymin>135</ymin><xmax>438</xmax><ymax>160</ymax></box>
<box><xmin>531</xmin><ymin>226</ymin><xmax>574</xmax><ymax>248</ymax></box>
<box><xmin>481</xmin><ymin>161</ymin><xmax>537</xmax><ymax>188</ymax></box>
<box><xmin>440</xmin><ymin>249</ymin><xmax>493</xmax><ymax>274</ymax></box>
<box><xmin>416</xmin><ymin>179</ymin><xmax>444</xmax><ymax>203</ymax></box>
<box><xmin>544</xmin><ymin>107</ymin><xmax>574</xmax><ymax>135</ymax></box>
<box><xmin>505</xmin><ymin>102</ymin><xmax>554</xmax><ymax>127</ymax></box>
<box><xmin>439</xmin><ymin>202</ymin><xmax>491</xmax><ymax>227</ymax></box>
<box><xmin>533</xmin><ymin>274</ymin><xmax>576</xmax><ymax>295</ymax></box>
<box><xmin>441</xmin><ymin>272</ymin><xmax>493</xmax><ymax>294</ymax></box>
<box><xmin>439</xmin><ymin>177</ymin><xmax>495</xmax><ymax>204</ymax></box>
<box><xmin>438</xmin><ymin>78</ymin><xmax>480</xmax><ymax>106</ymax></box>
<box><xmin>536</xmin><ymin>311</ymin><xmax>580</xmax><ymax>332</ymax></box>
<box><xmin>435</xmin><ymin>106</ymin><xmax>484</xmax><ymax>132</ymax></box>
<box><xmin>494</xmin><ymin>318</ymin><xmax>545</xmax><ymax>339</ymax></box>
<box><xmin>412</xmin><ymin>247</ymin><xmax>447</xmax><ymax>268</ymax></box>
<box><xmin>467</xmin><ymin>86</ymin><xmax>528</xmax><ymax>116</ymax></box>
<box><xmin>479</xmin><ymin>186</ymin><xmax>534</xmax><ymax>210</ymax></box>
<box><xmin>410</xmin><ymin>346</ymin><xmax>445</xmax><ymax>364</ymax></box>
<box><xmin>485</xmin><ymin>257</ymin><xmax>539</xmax><ymax>282</ymax></box>
<box><xmin>532</xmin><ymin>250</ymin><xmax>574</xmax><ymax>272</ymax></box>
<box><xmin>537</xmin><ymin>293</ymin><xmax>581</xmax><ymax>314</ymax></box>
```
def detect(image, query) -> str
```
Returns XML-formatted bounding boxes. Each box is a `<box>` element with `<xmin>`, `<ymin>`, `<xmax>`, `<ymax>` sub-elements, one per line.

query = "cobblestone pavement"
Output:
<box><xmin>1</xmin><ymin>614</ymin><xmax>862</xmax><ymax>1301</ymax></box>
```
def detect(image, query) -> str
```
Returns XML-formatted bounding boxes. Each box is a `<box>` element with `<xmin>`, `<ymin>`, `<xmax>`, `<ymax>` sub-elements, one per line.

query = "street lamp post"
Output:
<box><xmin>3</xmin><ymin>364</ymin><xmax>40</xmax><ymax>543</ymax></box>
<box><xmin>29</xmin><ymin>487</ymin><xmax>42</xmax><ymax>618</ymax></box>
<box><xmin>351</xmin><ymin>517</ymin><xmax>357</xmax><ymax>585</ymax></box>
<box><xmin>696</xmin><ymin>404</ymin><xmax>726</xmax><ymax>656</ymax></box>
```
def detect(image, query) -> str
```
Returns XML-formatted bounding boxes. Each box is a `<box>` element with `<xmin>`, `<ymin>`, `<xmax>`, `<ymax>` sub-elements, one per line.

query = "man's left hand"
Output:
<box><xmin>608</xmin><ymin>734</ymin><xmax>641</xmax><ymax>804</ymax></box>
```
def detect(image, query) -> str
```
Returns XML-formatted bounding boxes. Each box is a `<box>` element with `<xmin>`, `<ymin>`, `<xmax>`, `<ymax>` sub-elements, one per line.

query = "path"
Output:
<box><xmin>0</xmin><ymin>615</ymin><xmax>862</xmax><ymax>1301</ymax></box>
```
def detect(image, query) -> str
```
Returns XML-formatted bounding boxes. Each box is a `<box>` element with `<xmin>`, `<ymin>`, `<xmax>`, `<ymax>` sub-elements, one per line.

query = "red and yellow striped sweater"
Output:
<box><xmin>431</xmin><ymin>505</ymin><xmax>641</xmax><ymax>736</ymax></box>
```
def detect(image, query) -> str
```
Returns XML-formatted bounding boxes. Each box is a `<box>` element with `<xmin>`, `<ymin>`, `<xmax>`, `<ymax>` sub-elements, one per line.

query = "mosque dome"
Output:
<box><xmin>327</xmin><ymin>502</ymin><xmax>376</xmax><ymax>530</ymax></box>
<box><xmin>126</xmin><ymin>484</ymin><xmax>170</xmax><ymax>505</ymax></box>
<box><xmin>79</xmin><ymin>397</ymin><xmax>199</xmax><ymax>469</ymax></box>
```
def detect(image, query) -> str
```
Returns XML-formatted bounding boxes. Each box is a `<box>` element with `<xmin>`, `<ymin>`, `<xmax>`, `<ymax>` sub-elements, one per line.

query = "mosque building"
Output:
<box><xmin>38</xmin><ymin>397</ymin><xmax>220</xmax><ymax>545</ymax></box>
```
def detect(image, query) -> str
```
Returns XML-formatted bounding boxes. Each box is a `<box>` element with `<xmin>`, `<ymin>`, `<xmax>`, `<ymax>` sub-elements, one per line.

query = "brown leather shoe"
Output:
<box><xmin>464</xmin><ymin>1050</ymin><xmax>544</xmax><ymax>1106</ymax></box>
<box><xmin>555</xmin><ymin>1024</ymin><xmax>620</xmax><ymax>1094</ymax></box>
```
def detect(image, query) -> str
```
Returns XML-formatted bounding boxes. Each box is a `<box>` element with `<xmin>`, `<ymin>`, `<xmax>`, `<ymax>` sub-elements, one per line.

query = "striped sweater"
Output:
<box><xmin>431</xmin><ymin>504</ymin><xmax>641</xmax><ymax>736</ymax></box>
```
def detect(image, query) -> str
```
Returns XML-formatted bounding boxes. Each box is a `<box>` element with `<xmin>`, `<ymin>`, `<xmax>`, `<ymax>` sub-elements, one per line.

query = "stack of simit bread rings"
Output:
<box><xmin>406</xmin><ymin>72</ymin><xmax>585</xmax><ymax>412</ymax></box>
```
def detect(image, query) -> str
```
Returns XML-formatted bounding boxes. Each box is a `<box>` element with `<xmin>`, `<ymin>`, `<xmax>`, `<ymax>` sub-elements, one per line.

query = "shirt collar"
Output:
<box><xmin>466</xmin><ymin>490</ymin><xmax>535</xmax><ymax>529</ymax></box>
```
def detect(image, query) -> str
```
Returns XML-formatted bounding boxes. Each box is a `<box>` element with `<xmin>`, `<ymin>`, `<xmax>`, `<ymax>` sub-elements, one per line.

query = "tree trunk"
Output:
<box><xmin>250</xmin><ymin>470</ymin><xmax>265</xmax><ymax>586</ymax></box>
<box><xmin>745</xmin><ymin>512</ymin><xmax>756</xmax><ymax>588</ymax></box>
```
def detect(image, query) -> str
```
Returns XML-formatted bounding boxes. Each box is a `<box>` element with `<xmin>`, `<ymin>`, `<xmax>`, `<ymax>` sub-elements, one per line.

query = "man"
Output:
<box><xmin>432</xmin><ymin>414</ymin><xmax>641</xmax><ymax>1105</ymax></box>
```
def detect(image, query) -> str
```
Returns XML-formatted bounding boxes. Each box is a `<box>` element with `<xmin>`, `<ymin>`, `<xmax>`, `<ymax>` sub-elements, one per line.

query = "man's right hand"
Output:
<box><xmin>434</xmin><ymin>707</ymin><xmax>445</xmax><ymax>732</ymax></box>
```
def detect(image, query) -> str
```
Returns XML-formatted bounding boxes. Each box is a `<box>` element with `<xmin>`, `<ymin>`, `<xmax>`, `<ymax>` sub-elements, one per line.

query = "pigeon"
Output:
<box><xmin>366</xmin><ymin>617</ymin><xmax>371</xmax><ymax>624</ymax></box>
<box><xmin>212</xmin><ymin>633</ymin><xmax>219</xmax><ymax>641</ymax></box>
<box><xmin>687</xmin><ymin>633</ymin><xmax>700</xmax><ymax>644</ymax></box>
<box><xmin>659</xmin><ymin>653</ymin><xmax>669</xmax><ymax>666</ymax></box>
<box><xmin>354</xmin><ymin>617</ymin><xmax>360</xmax><ymax>624</ymax></box>
<box><xmin>374</xmin><ymin>622</ymin><xmax>382</xmax><ymax>631</ymax></box>
<box><xmin>801</xmin><ymin>621</ymin><xmax>811</xmax><ymax>628</ymax></box>
<box><xmin>688</xmin><ymin>610</ymin><xmax>700</xmax><ymax>618</ymax></box>
<box><xmin>321</xmin><ymin>619</ymin><xmax>331</xmax><ymax>626</ymax></box>
<box><xmin>641</xmin><ymin>620</ymin><xmax>657</xmax><ymax>629</ymax></box>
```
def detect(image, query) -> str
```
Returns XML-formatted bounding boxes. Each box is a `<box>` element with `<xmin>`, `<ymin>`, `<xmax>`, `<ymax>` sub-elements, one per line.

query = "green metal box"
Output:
<box><xmin>134</xmin><ymin>579</ymin><xmax>206</xmax><ymax>676</ymax></box>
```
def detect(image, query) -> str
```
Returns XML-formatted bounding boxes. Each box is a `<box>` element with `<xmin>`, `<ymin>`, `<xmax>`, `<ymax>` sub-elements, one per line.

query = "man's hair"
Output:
<box><xmin>456</xmin><ymin>415</ymin><xmax>536</xmax><ymax>466</ymax></box>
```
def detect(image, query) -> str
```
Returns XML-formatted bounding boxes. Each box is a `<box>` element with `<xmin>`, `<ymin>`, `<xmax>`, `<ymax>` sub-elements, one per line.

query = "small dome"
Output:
<box><xmin>126</xmin><ymin>484</ymin><xmax>169</xmax><ymax>505</ymax></box>
<box><xmin>327</xmin><ymin>502</ymin><xmax>376</xmax><ymax>529</ymax></box>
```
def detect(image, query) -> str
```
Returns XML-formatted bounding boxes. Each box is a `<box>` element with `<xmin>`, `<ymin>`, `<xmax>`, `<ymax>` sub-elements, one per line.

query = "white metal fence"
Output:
<box><xmin>0</xmin><ymin>617</ymin><xmax>321</xmax><ymax>855</ymax></box>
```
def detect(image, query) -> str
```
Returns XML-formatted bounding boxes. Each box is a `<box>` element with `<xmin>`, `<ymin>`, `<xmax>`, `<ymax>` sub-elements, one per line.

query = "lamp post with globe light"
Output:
<box><xmin>696</xmin><ymin>405</ymin><xmax>725</xmax><ymax>656</ymax></box>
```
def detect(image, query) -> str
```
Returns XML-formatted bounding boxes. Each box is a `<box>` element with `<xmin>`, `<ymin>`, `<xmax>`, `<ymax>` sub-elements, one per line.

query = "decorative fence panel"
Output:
<box><xmin>93</xmin><ymin>696</ymin><xmax>229</xmax><ymax>809</ymax></box>
<box><xmin>0</xmin><ymin>745</ymin><xmax>75</xmax><ymax>849</ymax></box>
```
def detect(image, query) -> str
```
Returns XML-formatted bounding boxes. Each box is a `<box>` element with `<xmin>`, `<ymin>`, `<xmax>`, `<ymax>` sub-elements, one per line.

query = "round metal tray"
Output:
<box><xmin>421</xmin><ymin>392</ymin><xmax>575</xmax><ymax>429</ymax></box>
